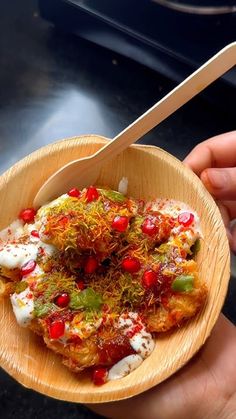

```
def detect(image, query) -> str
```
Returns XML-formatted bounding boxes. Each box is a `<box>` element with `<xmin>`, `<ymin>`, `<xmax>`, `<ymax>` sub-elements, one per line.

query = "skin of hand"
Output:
<box><xmin>184</xmin><ymin>130</ymin><xmax>236</xmax><ymax>253</ymax></box>
<box><xmin>89</xmin><ymin>316</ymin><xmax>236</xmax><ymax>419</ymax></box>
<box><xmin>88</xmin><ymin>132</ymin><xmax>236</xmax><ymax>419</ymax></box>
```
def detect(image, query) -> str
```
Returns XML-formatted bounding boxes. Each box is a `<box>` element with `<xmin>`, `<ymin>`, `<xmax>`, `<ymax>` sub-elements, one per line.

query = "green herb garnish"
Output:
<box><xmin>69</xmin><ymin>288</ymin><xmax>103</xmax><ymax>311</ymax></box>
<box><xmin>171</xmin><ymin>275</ymin><xmax>194</xmax><ymax>292</ymax></box>
<box><xmin>33</xmin><ymin>300</ymin><xmax>55</xmax><ymax>318</ymax></box>
<box><xmin>191</xmin><ymin>239</ymin><xmax>201</xmax><ymax>256</ymax></box>
<box><xmin>101</xmin><ymin>189</ymin><xmax>126</xmax><ymax>203</ymax></box>
<box><xmin>15</xmin><ymin>281</ymin><xmax>28</xmax><ymax>294</ymax></box>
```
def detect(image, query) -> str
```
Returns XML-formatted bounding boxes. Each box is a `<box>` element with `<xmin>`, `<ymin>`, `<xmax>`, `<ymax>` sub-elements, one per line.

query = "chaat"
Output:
<box><xmin>0</xmin><ymin>184</ymin><xmax>207</xmax><ymax>384</ymax></box>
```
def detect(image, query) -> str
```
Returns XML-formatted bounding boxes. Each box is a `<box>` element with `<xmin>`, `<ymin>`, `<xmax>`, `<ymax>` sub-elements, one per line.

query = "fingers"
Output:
<box><xmin>218</xmin><ymin>200</ymin><xmax>236</xmax><ymax>221</ymax></box>
<box><xmin>200</xmin><ymin>168</ymin><xmax>236</xmax><ymax>200</ymax></box>
<box><xmin>216</xmin><ymin>202</ymin><xmax>233</xmax><ymax>250</ymax></box>
<box><xmin>222</xmin><ymin>201</ymin><xmax>236</xmax><ymax>253</ymax></box>
<box><xmin>184</xmin><ymin>131</ymin><xmax>236</xmax><ymax>175</ymax></box>
<box><xmin>217</xmin><ymin>201</ymin><xmax>236</xmax><ymax>253</ymax></box>
<box><xmin>183</xmin><ymin>131</ymin><xmax>236</xmax><ymax>253</ymax></box>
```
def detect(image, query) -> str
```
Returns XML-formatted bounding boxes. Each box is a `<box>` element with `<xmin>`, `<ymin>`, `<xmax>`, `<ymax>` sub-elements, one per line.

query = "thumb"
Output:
<box><xmin>201</xmin><ymin>168</ymin><xmax>236</xmax><ymax>200</ymax></box>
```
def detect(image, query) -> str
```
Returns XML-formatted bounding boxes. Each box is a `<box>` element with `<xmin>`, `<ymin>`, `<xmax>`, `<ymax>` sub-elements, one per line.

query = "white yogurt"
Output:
<box><xmin>0</xmin><ymin>243</ymin><xmax>39</xmax><ymax>269</ymax></box>
<box><xmin>38</xmin><ymin>242</ymin><xmax>56</xmax><ymax>258</ymax></box>
<box><xmin>0</xmin><ymin>225</ymin><xmax>56</xmax><ymax>270</ymax></box>
<box><xmin>118</xmin><ymin>312</ymin><xmax>155</xmax><ymax>359</ymax></box>
<box><xmin>129</xmin><ymin>331</ymin><xmax>155</xmax><ymax>359</ymax></box>
<box><xmin>27</xmin><ymin>222</ymin><xmax>56</xmax><ymax>258</ymax></box>
<box><xmin>118</xmin><ymin>313</ymin><xmax>137</xmax><ymax>328</ymax></box>
<box><xmin>118</xmin><ymin>177</ymin><xmax>128</xmax><ymax>195</ymax></box>
<box><xmin>10</xmin><ymin>287</ymin><xmax>34</xmax><ymax>327</ymax></box>
<box><xmin>146</xmin><ymin>199</ymin><xmax>191</xmax><ymax>218</ymax></box>
<box><xmin>146</xmin><ymin>199</ymin><xmax>202</xmax><ymax>237</ymax></box>
<box><xmin>108</xmin><ymin>354</ymin><xmax>143</xmax><ymax>381</ymax></box>
<box><xmin>0</xmin><ymin>219</ymin><xmax>24</xmax><ymax>242</ymax></box>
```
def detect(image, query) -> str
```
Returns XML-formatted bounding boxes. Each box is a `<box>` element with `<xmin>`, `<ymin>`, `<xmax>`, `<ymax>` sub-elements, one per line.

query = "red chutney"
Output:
<box><xmin>4</xmin><ymin>187</ymin><xmax>206</xmax><ymax>384</ymax></box>
<box><xmin>97</xmin><ymin>332</ymin><xmax>135</xmax><ymax>365</ymax></box>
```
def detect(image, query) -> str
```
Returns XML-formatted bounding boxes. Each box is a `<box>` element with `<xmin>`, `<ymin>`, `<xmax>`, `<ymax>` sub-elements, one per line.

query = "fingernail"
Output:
<box><xmin>201</xmin><ymin>169</ymin><xmax>228</xmax><ymax>190</ymax></box>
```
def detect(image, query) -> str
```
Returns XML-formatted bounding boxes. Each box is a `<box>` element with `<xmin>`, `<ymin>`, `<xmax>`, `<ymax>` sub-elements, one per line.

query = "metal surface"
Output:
<box><xmin>39</xmin><ymin>0</ymin><xmax>236</xmax><ymax>112</ymax></box>
<box><xmin>152</xmin><ymin>0</ymin><xmax>236</xmax><ymax>15</ymax></box>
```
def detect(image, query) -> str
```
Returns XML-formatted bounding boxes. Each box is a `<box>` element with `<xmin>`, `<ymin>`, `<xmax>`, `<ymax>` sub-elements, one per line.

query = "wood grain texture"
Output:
<box><xmin>0</xmin><ymin>135</ymin><xmax>230</xmax><ymax>403</ymax></box>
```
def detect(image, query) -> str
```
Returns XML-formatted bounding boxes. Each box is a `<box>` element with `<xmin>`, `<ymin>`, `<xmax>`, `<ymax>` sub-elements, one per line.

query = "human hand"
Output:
<box><xmin>184</xmin><ymin>130</ymin><xmax>236</xmax><ymax>252</ymax></box>
<box><xmin>88</xmin><ymin>315</ymin><xmax>236</xmax><ymax>419</ymax></box>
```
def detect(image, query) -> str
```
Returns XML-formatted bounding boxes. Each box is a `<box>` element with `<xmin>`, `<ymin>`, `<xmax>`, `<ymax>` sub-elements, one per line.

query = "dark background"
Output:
<box><xmin>0</xmin><ymin>1</ymin><xmax>235</xmax><ymax>418</ymax></box>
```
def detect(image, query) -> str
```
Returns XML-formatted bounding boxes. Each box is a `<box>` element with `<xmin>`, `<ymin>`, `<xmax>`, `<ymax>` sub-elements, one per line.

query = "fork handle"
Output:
<box><xmin>93</xmin><ymin>42</ymin><xmax>236</xmax><ymax>163</ymax></box>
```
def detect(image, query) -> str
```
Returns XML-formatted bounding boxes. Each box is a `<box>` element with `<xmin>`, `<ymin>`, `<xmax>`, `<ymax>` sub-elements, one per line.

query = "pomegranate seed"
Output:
<box><xmin>75</xmin><ymin>279</ymin><xmax>85</xmax><ymax>291</ymax></box>
<box><xmin>178</xmin><ymin>212</ymin><xmax>194</xmax><ymax>227</ymax></box>
<box><xmin>112</xmin><ymin>216</ymin><xmax>129</xmax><ymax>232</ymax></box>
<box><xmin>19</xmin><ymin>208</ymin><xmax>36</xmax><ymax>223</ymax></box>
<box><xmin>141</xmin><ymin>218</ymin><xmax>157</xmax><ymax>236</ymax></box>
<box><xmin>121</xmin><ymin>257</ymin><xmax>141</xmax><ymax>273</ymax></box>
<box><xmin>20</xmin><ymin>259</ymin><xmax>36</xmax><ymax>276</ymax></box>
<box><xmin>38</xmin><ymin>247</ymin><xmax>45</xmax><ymax>256</ymax></box>
<box><xmin>84</xmin><ymin>256</ymin><xmax>98</xmax><ymax>274</ymax></box>
<box><xmin>92</xmin><ymin>367</ymin><xmax>108</xmax><ymax>386</ymax></box>
<box><xmin>49</xmin><ymin>320</ymin><xmax>65</xmax><ymax>339</ymax></box>
<box><xmin>68</xmin><ymin>187</ymin><xmax>81</xmax><ymax>198</ymax></box>
<box><xmin>142</xmin><ymin>270</ymin><xmax>157</xmax><ymax>288</ymax></box>
<box><xmin>55</xmin><ymin>292</ymin><xmax>70</xmax><ymax>308</ymax></box>
<box><xmin>86</xmin><ymin>186</ymin><xmax>99</xmax><ymax>202</ymax></box>
<box><xmin>31</xmin><ymin>230</ymin><xmax>39</xmax><ymax>238</ymax></box>
<box><xmin>76</xmin><ymin>280</ymin><xmax>85</xmax><ymax>290</ymax></box>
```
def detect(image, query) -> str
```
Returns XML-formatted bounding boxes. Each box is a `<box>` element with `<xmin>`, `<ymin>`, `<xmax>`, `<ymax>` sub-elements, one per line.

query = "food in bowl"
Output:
<box><xmin>0</xmin><ymin>184</ymin><xmax>207</xmax><ymax>385</ymax></box>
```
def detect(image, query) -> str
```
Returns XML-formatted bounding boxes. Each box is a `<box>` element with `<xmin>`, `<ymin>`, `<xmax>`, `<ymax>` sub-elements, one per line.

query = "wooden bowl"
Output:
<box><xmin>0</xmin><ymin>135</ymin><xmax>230</xmax><ymax>403</ymax></box>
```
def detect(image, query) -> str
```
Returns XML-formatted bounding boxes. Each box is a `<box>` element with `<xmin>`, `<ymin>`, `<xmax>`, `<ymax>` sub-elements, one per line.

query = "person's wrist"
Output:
<box><xmin>190</xmin><ymin>385</ymin><xmax>236</xmax><ymax>419</ymax></box>
<box><xmin>211</xmin><ymin>393</ymin><xmax>236</xmax><ymax>419</ymax></box>
<box><xmin>88</xmin><ymin>389</ymin><xmax>236</xmax><ymax>419</ymax></box>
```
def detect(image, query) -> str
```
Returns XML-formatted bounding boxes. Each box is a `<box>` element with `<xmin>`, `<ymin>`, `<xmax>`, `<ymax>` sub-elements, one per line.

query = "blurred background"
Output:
<box><xmin>0</xmin><ymin>1</ymin><xmax>235</xmax><ymax>418</ymax></box>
